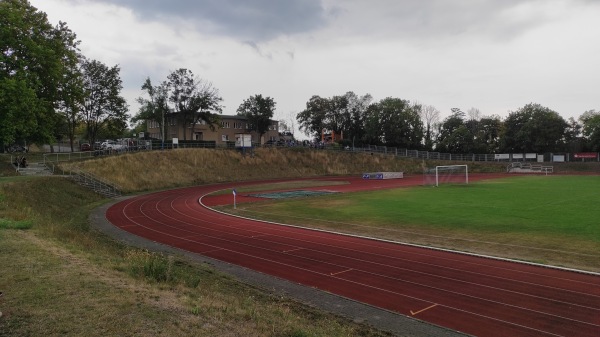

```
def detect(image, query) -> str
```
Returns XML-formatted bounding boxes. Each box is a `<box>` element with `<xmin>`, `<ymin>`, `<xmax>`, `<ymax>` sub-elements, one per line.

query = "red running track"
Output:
<box><xmin>105</xmin><ymin>175</ymin><xmax>600</xmax><ymax>337</ymax></box>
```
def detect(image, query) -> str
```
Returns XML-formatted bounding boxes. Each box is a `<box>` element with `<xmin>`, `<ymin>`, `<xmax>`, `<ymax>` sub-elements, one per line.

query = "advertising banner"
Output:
<box><xmin>574</xmin><ymin>153</ymin><xmax>598</xmax><ymax>159</ymax></box>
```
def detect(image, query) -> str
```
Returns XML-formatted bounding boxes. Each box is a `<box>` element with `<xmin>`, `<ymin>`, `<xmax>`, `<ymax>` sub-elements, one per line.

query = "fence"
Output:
<box><xmin>68</xmin><ymin>168</ymin><xmax>121</xmax><ymax>198</ymax></box>
<box><xmin>41</xmin><ymin>140</ymin><xmax>600</xmax><ymax>164</ymax></box>
<box><xmin>348</xmin><ymin>145</ymin><xmax>599</xmax><ymax>163</ymax></box>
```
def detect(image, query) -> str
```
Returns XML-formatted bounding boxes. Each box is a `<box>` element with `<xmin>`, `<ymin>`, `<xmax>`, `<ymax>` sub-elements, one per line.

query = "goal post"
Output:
<box><xmin>436</xmin><ymin>164</ymin><xmax>468</xmax><ymax>187</ymax></box>
<box><xmin>424</xmin><ymin>165</ymin><xmax>469</xmax><ymax>187</ymax></box>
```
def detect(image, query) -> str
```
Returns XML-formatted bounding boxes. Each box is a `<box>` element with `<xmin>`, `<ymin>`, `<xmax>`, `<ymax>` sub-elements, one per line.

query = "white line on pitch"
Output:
<box><xmin>330</xmin><ymin>269</ymin><xmax>353</xmax><ymax>276</ymax></box>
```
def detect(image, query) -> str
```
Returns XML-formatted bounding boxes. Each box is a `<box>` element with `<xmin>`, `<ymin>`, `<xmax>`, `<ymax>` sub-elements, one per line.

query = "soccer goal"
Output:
<box><xmin>424</xmin><ymin>165</ymin><xmax>468</xmax><ymax>187</ymax></box>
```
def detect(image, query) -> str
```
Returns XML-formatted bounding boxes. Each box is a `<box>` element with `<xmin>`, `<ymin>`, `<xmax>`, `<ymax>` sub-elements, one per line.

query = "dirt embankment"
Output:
<box><xmin>62</xmin><ymin>148</ymin><xmax>508</xmax><ymax>193</ymax></box>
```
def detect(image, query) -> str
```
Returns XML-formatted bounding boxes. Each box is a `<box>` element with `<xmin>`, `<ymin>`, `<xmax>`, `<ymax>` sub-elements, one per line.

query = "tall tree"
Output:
<box><xmin>476</xmin><ymin>115</ymin><xmax>503</xmax><ymax>153</ymax></box>
<box><xmin>237</xmin><ymin>94</ymin><xmax>276</xmax><ymax>142</ymax></box>
<box><xmin>417</xmin><ymin>104</ymin><xmax>441</xmax><ymax>150</ymax></box>
<box><xmin>435</xmin><ymin>109</ymin><xmax>468</xmax><ymax>153</ymax></box>
<box><xmin>297</xmin><ymin>95</ymin><xmax>328</xmax><ymax>139</ymax></box>
<box><xmin>500</xmin><ymin>103</ymin><xmax>567</xmax><ymax>153</ymax></box>
<box><xmin>297</xmin><ymin>92</ymin><xmax>371</xmax><ymax>142</ymax></box>
<box><xmin>79</xmin><ymin>58</ymin><xmax>128</xmax><ymax>145</ymax></box>
<box><xmin>133</xmin><ymin>78</ymin><xmax>170</xmax><ymax>141</ymax></box>
<box><xmin>167</xmin><ymin>68</ymin><xmax>223</xmax><ymax>140</ymax></box>
<box><xmin>564</xmin><ymin>117</ymin><xmax>583</xmax><ymax>152</ymax></box>
<box><xmin>364</xmin><ymin>97</ymin><xmax>423</xmax><ymax>148</ymax></box>
<box><xmin>341</xmin><ymin>92</ymin><xmax>372</xmax><ymax>145</ymax></box>
<box><xmin>54</xmin><ymin>21</ymin><xmax>83</xmax><ymax>152</ymax></box>
<box><xmin>0</xmin><ymin>0</ymin><xmax>80</xmax><ymax>147</ymax></box>
<box><xmin>580</xmin><ymin>110</ymin><xmax>600</xmax><ymax>151</ymax></box>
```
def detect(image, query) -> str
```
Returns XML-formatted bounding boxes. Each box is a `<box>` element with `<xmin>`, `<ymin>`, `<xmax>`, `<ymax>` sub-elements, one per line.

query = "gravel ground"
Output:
<box><xmin>90</xmin><ymin>197</ymin><xmax>468</xmax><ymax>337</ymax></box>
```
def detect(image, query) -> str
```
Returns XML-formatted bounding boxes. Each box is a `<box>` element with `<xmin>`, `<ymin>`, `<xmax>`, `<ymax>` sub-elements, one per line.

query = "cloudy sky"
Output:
<box><xmin>31</xmin><ymin>0</ymin><xmax>600</xmax><ymax>136</ymax></box>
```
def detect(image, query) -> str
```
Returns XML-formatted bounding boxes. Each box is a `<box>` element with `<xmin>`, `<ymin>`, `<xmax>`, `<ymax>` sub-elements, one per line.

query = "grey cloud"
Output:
<box><xmin>83</xmin><ymin>0</ymin><xmax>328</xmax><ymax>41</ymax></box>
<box><xmin>243</xmin><ymin>40</ymin><xmax>272</xmax><ymax>59</ymax></box>
<box><xmin>331</xmin><ymin>0</ymin><xmax>599</xmax><ymax>42</ymax></box>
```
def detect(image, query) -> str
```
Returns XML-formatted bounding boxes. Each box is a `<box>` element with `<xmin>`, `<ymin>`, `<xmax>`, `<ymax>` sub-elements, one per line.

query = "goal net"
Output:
<box><xmin>423</xmin><ymin>165</ymin><xmax>468</xmax><ymax>187</ymax></box>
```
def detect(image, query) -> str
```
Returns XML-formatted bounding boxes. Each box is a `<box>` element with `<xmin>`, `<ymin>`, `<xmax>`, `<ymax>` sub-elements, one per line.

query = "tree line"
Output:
<box><xmin>1</xmin><ymin>0</ymin><xmax>275</xmax><ymax>150</ymax></box>
<box><xmin>134</xmin><ymin>70</ymin><xmax>276</xmax><ymax>142</ymax></box>
<box><xmin>2</xmin><ymin>0</ymin><xmax>599</xmax><ymax>154</ymax></box>
<box><xmin>1</xmin><ymin>0</ymin><xmax>128</xmax><ymax>151</ymax></box>
<box><xmin>297</xmin><ymin>93</ymin><xmax>600</xmax><ymax>154</ymax></box>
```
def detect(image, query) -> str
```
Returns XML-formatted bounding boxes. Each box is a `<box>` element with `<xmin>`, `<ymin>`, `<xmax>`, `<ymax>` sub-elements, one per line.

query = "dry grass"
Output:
<box><xmin>59</xmin><ymin>148</ymin><xmax>505</xmax><ymax>193</ymax></box>
<box><xmin>0</xmin><ymin>176</ymin><xmax>392</xmax><ymax>337</ymax></box>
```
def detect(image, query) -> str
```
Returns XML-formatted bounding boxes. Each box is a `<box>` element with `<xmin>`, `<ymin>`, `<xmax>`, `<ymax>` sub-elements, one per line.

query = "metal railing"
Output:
<box><xmin>68</xmin><ymin>168</ymin><xmax>121</xmax><ymax>198</ymax></box>
<box><xmin>41</xmin><ymin>141</ymin><xmax>600</xmax><ymax>165</ymax></box>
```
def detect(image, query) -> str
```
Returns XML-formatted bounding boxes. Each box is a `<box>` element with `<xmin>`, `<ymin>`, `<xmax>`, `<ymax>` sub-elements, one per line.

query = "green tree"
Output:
<box><xmin>363</xmin><ymin>97</ymin><xmax>423</xmax><ymax>148</ymax></box>
<box><xmin>0</xmin><ymin>78</ymin><xmax>38</xmax><ymax>146</ymax></box>
<box><xmin>133</xmin><ymin>78</ymin><xmax>170</xmax><ymax>141</ymax></box>
<box><xmin>435</xmin><ymin>109</ymin><xmax>468</xmax><ymax>153</ymax></box>
<box><xmin>166</xmin><ymin>68</ymin><xmax>223</xmax><ymax>140</ymax></box>
<box><xmin>79</xmin><ymin>58</ymin><xmax>128</xmax><ymax>145</ymax></box>
<box><xmin>297</xmin><ymin>95</ymin><xmax>328</xmax><ymax>139</ymax></box>
<box><xmin>580</xmin><ymin>110</ymin><xmax>600</xmax><ymax>151</ymax></box>
<box><xmin>476</xmin><ymin>115</ymin><xmax>503</xmax><ymax>153</ymax></box>
<box><xmin>564</xmin><ymin>117</ymin><xmax>584</xmax><ymax>152</ymax></box>
<box><xmin>0</xmin><ymin>0</ymin><xmax>81</xmax><ymax>147</ymax></box>
<box><xmin>339</xmin><ymin>92</ymin><xmax>372</xmax><ymax>146</ymax></box>
<box><xmin>297</xmin><ymin>92</ymin><xmax>371</xmax><ymax>142</ymax></box>
<box><xmin>237</xmin><ymin>94</ymin><xmax>276</xmax><ymax>143</ymax></box>
<box><xmin>54</xmin><ymin>22</ymin><xmax>84</xmax><ymax>151</ymax></box>
<box><xmin>500</xmin><ymin>103</ymin><xmax>567</xmax><ymax>153</ymax></box>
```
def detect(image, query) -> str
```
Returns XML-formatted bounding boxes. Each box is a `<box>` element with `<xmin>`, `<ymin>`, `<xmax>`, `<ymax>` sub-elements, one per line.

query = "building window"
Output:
<box><xmin>221</xmin><ymin>135</ymin><xmax>228</xmax><ymax>141</ymax></box>
<box><xmin>221</xmin><ymin>121</ymin><xmax>230</xmax><ymax>128</ymax></box>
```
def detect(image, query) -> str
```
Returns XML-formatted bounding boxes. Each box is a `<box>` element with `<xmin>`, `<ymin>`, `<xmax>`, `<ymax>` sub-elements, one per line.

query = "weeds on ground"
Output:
<box><xmin>0</xmin><ymin>176</ymin><xmax>390</xmax><ymax>337</ymax></box>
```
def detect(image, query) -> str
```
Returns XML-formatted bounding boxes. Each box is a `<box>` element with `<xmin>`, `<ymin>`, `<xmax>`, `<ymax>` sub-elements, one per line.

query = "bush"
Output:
<box><xmin>125</xmin><ymin>249</ymin><xmax>173</xmax><ymax>283</ymax></box>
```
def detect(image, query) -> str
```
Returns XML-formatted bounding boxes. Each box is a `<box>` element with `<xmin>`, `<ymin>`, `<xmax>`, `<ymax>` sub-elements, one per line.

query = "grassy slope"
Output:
<box><xmin>0</xmin><ymin>153</ymin><xmax>395</xmax><ymax>337</ymax></box>
<box><xmin>60</xmin><ymin>148</ymin><xmax>506</xmax><ymax>193</ymax></box>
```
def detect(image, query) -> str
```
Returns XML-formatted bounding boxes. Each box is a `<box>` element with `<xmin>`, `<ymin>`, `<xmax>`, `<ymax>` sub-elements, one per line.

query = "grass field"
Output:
<box><xmin>222</xmin><ymin>175</ymin><xmax>600</xmax><ymax>272</ymax></box>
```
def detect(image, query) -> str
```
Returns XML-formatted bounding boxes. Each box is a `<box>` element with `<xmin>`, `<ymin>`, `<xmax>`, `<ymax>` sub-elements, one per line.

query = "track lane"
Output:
<box><xmin>106</xmin><ymin>176</ymin><xmax>600</xmax><ymax>337</ymax></box>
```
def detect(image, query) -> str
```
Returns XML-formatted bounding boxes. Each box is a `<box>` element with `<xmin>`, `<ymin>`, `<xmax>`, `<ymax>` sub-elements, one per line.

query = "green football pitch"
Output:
<box><xmin>228</xmin><ymin>175</ymin><xmax>600</xmax><ymax>271</ymax></box>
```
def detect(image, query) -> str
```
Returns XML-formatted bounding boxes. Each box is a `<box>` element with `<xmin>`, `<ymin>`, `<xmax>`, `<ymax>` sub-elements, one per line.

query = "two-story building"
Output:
<box><xmin>146</xmin><ymin>114</ymin><xmax>280</xmax><ymax>146</ymax></box>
